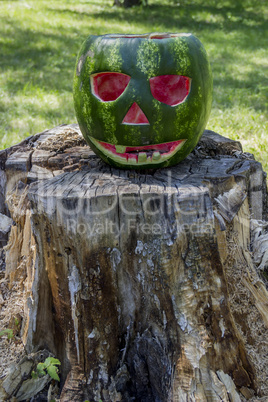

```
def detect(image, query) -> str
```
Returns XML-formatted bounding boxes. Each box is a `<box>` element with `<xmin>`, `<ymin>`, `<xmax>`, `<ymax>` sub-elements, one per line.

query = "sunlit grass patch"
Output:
<box><xmin>210</xmin><ymin>106</ymin><xmax>268</xmax><ymax>171</ymax></box>
<box><xmin>0</xmin><ymin>87</ymin><xmax>73</xmax><ymax>149</ymax></box>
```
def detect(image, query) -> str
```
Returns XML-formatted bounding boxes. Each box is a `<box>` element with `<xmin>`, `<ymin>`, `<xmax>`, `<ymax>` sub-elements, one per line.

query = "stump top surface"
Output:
<box><xmin>1</xmin><ymin>124</ymin><xmax>263</xmax><ymax>219</ymax></box>
<box><xmin>6</xmin><ymin>124</ymin><xmax>253</xmax><ymax>193</ymax></box>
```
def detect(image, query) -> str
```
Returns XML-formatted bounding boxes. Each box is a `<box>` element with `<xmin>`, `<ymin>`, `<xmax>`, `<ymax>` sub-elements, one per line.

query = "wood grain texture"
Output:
<box><xmin>1</xmin><ymin>125</ymin><xmax>267</xmax><ymax>401</ymax></box>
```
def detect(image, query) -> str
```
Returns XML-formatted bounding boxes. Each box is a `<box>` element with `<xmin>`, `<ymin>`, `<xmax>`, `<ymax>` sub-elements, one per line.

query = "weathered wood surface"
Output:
<box><xmin>0</xmin><ymin>124</ymin><xmax>268</xmax><ymax>401</ymax></box>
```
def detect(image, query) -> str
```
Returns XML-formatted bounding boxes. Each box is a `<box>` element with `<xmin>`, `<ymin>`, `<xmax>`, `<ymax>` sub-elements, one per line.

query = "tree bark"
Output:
<box><xmin>113</xmin><ymin>0</ymin><xmax>143</xmax><ymax>7</ymax></box>
<box><xmin>1</xmin><ymin>124</ymin><xmax>268</xmax><ymax>401</ymax></box>
<box><xmin>124</xmin><ymin>0</ymin><xmax>142</xmax><ymax>7</ymax></box>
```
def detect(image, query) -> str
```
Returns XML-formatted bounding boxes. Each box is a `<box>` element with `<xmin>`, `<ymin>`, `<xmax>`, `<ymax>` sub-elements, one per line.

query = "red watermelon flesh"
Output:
<box><xmin>98</xmin><ymin>139</ymin><xmax>185</xmax><ymax>162</ymax></box>
<box><xmin>92</xmin><ymin>72</ymin><xmax>130</xmax><ymax>101</ymax></box>
<box><xmin>122</xmin><ymin>102</ymin><xmax>149</xmax><ymax>124</ymax></box>
<box><xmin>150</xmin><ymin>75</ymin><xmax>190</xmax><ymax>106</ymax></box>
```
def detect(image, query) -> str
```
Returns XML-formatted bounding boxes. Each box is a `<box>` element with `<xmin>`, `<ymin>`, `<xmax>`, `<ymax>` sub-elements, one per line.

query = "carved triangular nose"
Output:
<box><xmin>122</xmin><ymin>102</ymin><xmax>149</xmax><ymax>125</ymax></box>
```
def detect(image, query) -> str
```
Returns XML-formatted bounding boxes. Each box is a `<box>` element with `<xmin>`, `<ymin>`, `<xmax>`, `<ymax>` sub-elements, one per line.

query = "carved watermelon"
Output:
<box><xmin>73</xmin><ymin>33</ymin><xmax>212</xmax><ymax>169</ymax></box>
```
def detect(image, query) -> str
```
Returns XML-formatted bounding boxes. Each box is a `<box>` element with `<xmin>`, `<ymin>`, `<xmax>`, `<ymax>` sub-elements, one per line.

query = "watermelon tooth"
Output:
<box><xmin>138</xmin><ymin>152</ymin><xmax>147</xmax><ymax>163</ymax></box>
<box><xmin>115</xmin><ymin>145</ymin><xmax>126</xmax><ymax>153</ymax></box>
<box><xmin>127</xmin><ymin>154</ymin><xmax>138</xmax><ymax>163</ymax></box>
<box><xmin>152</xmin><ymin>151</ymin><xmax>161</xmax><ymax>161</ymax></box>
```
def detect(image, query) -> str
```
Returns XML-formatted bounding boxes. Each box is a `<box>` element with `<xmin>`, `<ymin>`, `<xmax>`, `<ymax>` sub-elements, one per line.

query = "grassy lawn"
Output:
<box><xmin>0</xmin><ymin>0</ymin><xmax>267</xmax><ymax>170</ymax></box>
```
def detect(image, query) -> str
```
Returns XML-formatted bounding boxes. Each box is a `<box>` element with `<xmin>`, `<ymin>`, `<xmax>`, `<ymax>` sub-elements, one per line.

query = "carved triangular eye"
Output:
<box><xmin>150</xmin><ymin>75</ymin><xmax>191</xmax><ymax>106</ymax></box>
<box><xmin>91</xmin><ymin>72</ymin><xmax>131</xmax><ymax>102</ymax></box>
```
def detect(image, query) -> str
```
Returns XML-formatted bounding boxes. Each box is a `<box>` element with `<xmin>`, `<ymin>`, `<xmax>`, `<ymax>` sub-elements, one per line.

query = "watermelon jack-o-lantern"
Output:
<box><xmin>73</xmin><ymin>33</ymin><xmax>212</xmax><ymax>169</ymax></box>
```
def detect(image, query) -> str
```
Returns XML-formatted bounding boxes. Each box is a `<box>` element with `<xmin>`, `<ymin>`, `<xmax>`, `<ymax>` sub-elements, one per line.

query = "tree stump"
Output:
<box><xmin>0</xmin><ymin>124</ymin><xmax>268</xmax><ymax>401</ymax></box>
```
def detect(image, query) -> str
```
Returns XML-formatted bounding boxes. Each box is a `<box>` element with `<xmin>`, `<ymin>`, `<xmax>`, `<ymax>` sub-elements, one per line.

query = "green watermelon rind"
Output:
<box><xmin>73</xmin><ymin>33</ymin><xmax>213</xmax><ymax>169</ymax></box>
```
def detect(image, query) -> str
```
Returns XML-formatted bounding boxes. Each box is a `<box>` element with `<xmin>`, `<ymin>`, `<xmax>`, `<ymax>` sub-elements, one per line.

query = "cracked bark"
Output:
<box><xmin>1</xmin><ymin>124</ymin><xmax>268</xmax><ymax>401</ymax></box>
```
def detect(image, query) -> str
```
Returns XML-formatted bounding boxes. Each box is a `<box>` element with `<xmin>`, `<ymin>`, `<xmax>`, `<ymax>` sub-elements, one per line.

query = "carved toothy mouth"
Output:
<box><xmin>89</xmin><ymin>137</ymin><xmax>187</xmax><ymax>166</ymax></box>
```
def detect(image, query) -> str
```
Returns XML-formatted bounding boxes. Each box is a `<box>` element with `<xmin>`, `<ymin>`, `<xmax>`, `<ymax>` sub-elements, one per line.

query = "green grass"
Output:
<box><xmin>0</xmin><ymin>0</ymin><xmax>267</xmax><ymax>170</ymax></box>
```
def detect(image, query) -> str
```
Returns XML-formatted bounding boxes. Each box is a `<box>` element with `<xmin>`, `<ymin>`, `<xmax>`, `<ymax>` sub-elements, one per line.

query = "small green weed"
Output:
<box><xmin>32</xmin><ymin>356</ymin><xmax>61</xmax><ymax>382</ymax></box>
<box><xmin>0</xmin><ymin>328</ymin><xmax>14</xmax><ymax>340</ymax></box>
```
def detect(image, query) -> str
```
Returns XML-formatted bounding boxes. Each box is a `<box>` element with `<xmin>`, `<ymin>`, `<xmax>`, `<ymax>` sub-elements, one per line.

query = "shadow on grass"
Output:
<box><xmin>53</xmin><ymin>2</ymin><xmax>267</xmax><ymax>36</ymax></box>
